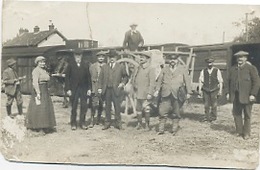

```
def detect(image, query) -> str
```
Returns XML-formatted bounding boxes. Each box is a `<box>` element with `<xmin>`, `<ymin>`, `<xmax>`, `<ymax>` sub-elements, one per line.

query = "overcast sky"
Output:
<box><xmin>2</xmin><ymin>1</ymin><xmax>260</xmax><ymax>47</ymax></box>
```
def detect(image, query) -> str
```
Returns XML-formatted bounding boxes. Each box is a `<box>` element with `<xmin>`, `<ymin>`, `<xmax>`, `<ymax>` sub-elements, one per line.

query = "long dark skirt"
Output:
<box><xmin>26</xmin><ymin>83</ymin><xmax>56</xmax><ymax>129</ymax></box>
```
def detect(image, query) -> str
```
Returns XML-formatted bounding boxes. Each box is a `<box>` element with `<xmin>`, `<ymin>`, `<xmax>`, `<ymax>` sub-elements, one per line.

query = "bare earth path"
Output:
<box><xmin>1</xmin><ymin>95</ymin><xmax>259</xmax><ymax>169</ymax></box>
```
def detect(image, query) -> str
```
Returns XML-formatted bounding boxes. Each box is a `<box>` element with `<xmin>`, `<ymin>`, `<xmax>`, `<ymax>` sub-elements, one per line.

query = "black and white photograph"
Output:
<box><xmin>1</xmin><ymin>0</ymin><xmax>260</xmax><ymax>169</ymax></box>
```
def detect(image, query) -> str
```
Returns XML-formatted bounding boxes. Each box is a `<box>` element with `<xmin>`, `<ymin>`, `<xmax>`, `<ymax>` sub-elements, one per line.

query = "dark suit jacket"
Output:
<box><xmin>65</xmin><ymin>58</ymin><xmax>91</xmax><ymax>94</ymax></box>
<box><xmin>98</xmin><ymin>63</ymin><xmax>128</xmax><ymax>96</ymax></box>
<box><xmin>3</xmin><ymin>67</ymin><xmax>19</xmax><ymax>96</ymax></box>
<box><xmin>228</xmin><ymin>63</ymin><xmax>260</xmax><ymax>104</ymax></box>
<box><xmin>123</xmin><ymin>30</ymin><xmax>144</xmax><ymax>51</ymax></box>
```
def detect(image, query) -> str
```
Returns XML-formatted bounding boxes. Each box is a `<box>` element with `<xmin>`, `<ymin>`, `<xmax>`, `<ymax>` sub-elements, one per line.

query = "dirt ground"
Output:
<box><xmin>1</xmin><ymin>94</ymin><xmax>259</xmax><ymax>169</ymax></box>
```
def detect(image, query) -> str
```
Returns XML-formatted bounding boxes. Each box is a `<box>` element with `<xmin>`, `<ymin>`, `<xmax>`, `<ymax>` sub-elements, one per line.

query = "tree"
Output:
<box><xmin>233</xmin><ymin>17</ymin><xmax>260</xmax><ymax>43</ymax></box>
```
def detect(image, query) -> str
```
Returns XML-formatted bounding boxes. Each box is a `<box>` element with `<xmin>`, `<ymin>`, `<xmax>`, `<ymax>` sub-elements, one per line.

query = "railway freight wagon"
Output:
<box><xmin>178</xmin><ymin>42</ymin><xmax>260</xmax><ymax>102</ymax></box>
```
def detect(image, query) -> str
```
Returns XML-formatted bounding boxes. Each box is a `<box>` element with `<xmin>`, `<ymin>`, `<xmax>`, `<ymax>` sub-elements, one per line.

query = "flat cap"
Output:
<box><xmin>234</xmin><ymin>51</ymin><xmax>249</xmax><ymax>57</ymax></box>
<box><xmin>136</xmin><ymin>51</ymin><xmax>152</xmax><ymax>58</ymax></box>
<box><xmin>130</xmin><ymin>23</ymin><xmax>138</xmax><ymax>27</ymax></box>
<box><xmin>164</xmin><ymin>54</ymin><xmax>179</xmax><ymax>60</ymax></box>
<box><xmin>205</xmin><ymin>57</ymin><xmax>215</xmax><ymax>63</ymax></box>
<box><xmin>35</xmin><ymin>56</ymin><xmax>46</xmax><ymax>64</ymax></box>
<box><xmin>96</xmin><ymin>51</ymin><xmax>108</xmax><ymax>56</ymax></box>
<box><xmin>7</xmin><ymin>58</ymin><xmax>16</xmax><ymax>66</ymax></box>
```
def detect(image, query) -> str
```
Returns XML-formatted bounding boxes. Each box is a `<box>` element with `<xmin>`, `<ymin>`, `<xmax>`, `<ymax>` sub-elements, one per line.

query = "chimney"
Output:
<box><xmin>34</xmin><ymin>26</ymin><xmax>40</xmax><ymax>33</ymax></box>
<box><xmin>49</xmin><ymin>23</ymin><xmax>55</xmax><ymax>31</ymax></box>
<box><xmin>19</xmin><ymin>28</ymin><xmax>29</xmax><ymax>35</ymax></box>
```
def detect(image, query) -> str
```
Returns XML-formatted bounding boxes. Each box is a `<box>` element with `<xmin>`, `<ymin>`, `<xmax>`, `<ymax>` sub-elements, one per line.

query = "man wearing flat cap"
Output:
<box><xmin>154</xmin><ymin>54</ymin><xmax>192</xmax><ymax>135</ymax></box>
<box><xmin>198</xmin><ymin>56</ymin><xmax>223</xmax><ymax>122</ymax></box>
<box><xmin>132</xmin><ymin>51</ymin><xmax>156</xmax><ymax>130</ymax></box>
<box><xmin>123</xmin><ymin>23</ymin><xmax>144</xmax><ymax>51</ymax></box>
<box><xmin>98</xmin><ymin>50</ymin><xmax>128</xmax><ymax>130</ymax></box>
<box><xmin>65</xmin><ymin>48</ymin><xmax>92</xmax><ymax>130</ymax></box>
<box><xmin>88</xmin><ymin>51</ymin><xmax>107</xmax><ymax>127</ymax></box>
<box><xmin>2</xmin><ymin>58</ymin><xmax>24</xmax><ymax>117</ymax></box>
<box><xmin>227</xmin><ymin>51</ymin><xmax>260</xmax><ymax>140</ymax></box>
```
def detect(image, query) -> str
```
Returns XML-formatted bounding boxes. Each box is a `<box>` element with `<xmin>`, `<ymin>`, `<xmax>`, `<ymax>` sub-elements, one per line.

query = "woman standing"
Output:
<box><xmin>26</xmin><ymin>56</ymin><xmax>56</xmax><ymax>133</ymax></box>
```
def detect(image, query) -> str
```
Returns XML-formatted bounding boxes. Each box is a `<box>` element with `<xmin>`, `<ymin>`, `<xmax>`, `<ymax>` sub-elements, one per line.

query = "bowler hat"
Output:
<box><xmin>234</xmin><ymin>51</ymin><xmax>249</xmax><ymax>57</ymax></box>
<box><xmin>7</xmin><ymin>58</ymin><xmax>16</xmax><ymax>66</ymax></box>
<box><xmin>74</xmin><ymin>48</ymin><xmax>83</xmax><ymax>54</ymax></box>
<box><xmin>35</xmin><ymin>56</ymin><xmax>46</xmax><ymax>64</ymax></box>
<box><xmin>205</xmin><ymin>57</ymin><xmax>215</xmax><ymax>63</ymax></box>
<box><xmin>107</xmin><ymin>50</ymin><xmax>119</xmax><ymax>58</ymax></box>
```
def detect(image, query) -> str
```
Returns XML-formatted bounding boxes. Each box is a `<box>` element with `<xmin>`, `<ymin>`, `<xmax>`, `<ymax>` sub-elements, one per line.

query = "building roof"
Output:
<box><xmin>3</xmin><ymin>29</ymin><xmax>67</xmax><ymax>47</ymax></box>
<box><xmin>2</xmin><ymin>45</ymin><xmax>66</xmax><ymax>57</ymax></box>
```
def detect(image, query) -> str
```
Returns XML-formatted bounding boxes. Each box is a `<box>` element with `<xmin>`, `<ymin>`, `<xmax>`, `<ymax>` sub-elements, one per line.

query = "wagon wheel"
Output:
<box><xmin>116</xmin><ymin>57</ymin><xmax>140</xmax><ymax>115</ymax></box>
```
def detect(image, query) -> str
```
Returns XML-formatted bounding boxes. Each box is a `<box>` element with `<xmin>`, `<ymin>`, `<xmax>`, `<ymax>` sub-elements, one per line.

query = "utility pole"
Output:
<box><xmin>245</xmin><ymin>13</ymin><xmax>249</xmax><ymax>42</ymax></box>
<box><xmin>222</xmin><ymin>31</ymin><xmax>225</xmax><ymax>43</ymax></box>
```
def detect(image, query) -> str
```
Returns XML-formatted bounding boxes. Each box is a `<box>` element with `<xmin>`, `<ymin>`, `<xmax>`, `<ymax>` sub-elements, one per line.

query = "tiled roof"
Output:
<box><xmin>3</xmin><ymin>29</ymin><xmax>67</xmax><ymax>47</ymax></box>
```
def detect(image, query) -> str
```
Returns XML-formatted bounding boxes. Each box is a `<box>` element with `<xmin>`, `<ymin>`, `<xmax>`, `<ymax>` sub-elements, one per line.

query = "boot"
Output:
<box><xmin>96</xmin><ymin>109</ymin><xmax>102</xmax><ymax>125</ymax></box>
<box><xmin>89</xmin><ymin>115</ymin><xmax>95</xmax><ymax>128</ymax></box>
<box><xmin>172</xmin><ymin>119</ymin><xmax>180</xmax><ymax>136</ymax></box>
<box><xmin>158</xmin><ymin>118</ymin><xmax>166</xmax><ymax>135</ymax></box>
<box><xmin>96</xmin><ymin>114</ymin><xmax>101</xmax><ymax>125</ymax></box>
<box><xmin>233</xmin><ymin>115</ymin><xmax>243</xmax><ymax>136</ymax></box>
<box><xmin>243</xmin><ymin>118</ymin><xmax>251</xmax><ymax>139</ymax></box>
<box><xmin>17</xmin><ymin>104</ymin><xmax>23</xmax><ymax>115</ymax></box>
<box><xmin>144</xmin><ymin>112</ymin><xmax>151</xmax><ymax>131</ymax></box>
<box><xmin>136</xmin><ymin>113</ymin><xmax>143</xmax><ymax>130</ymax></box>
<box><xmin>6</xmin><ymin>106</ymin><xmax>12</xmax><ymax>117</ymax></box>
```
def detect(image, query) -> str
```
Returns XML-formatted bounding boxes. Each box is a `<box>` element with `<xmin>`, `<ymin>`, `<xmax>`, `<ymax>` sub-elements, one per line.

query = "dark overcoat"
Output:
<box><xmin>228</xmin><ymin>63</ymin><xmax>260</xmax><ymax>104</ymax></box>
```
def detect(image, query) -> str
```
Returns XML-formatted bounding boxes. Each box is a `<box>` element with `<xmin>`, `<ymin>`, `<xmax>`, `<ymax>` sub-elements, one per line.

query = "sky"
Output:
<box><xmin>1</xmin><ymin>1</ymin><xmax>260</xmax><ymax>47</ymax></box>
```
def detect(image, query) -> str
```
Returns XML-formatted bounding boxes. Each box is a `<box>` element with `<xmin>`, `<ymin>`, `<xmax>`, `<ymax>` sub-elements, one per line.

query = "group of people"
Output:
<box><xmin>2</xmin><ymin>23</ymin><xmax>260</xmax><ymax>140</ymax></box>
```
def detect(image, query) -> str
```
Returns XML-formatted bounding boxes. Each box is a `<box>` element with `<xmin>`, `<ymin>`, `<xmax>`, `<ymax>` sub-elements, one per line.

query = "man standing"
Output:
<box><xmin>227</xmin><ymin>51</ymin><xmax>260</xmax><ymax>140</ymax></box>
<box><xmin>98</xmin><ymin>50</ymin><xmax>128</xmax><ymax>130</ymax></box>
<box><xmin>89</xmin><ymin>51</ymin><xmax>107</xmax><ymax>127</ymax></box>
<box><xmin>154</xmin><ymin>54</ymin><xmax>192</xmax><ymax>135</ymax></box>
<box><xmin>198</xmin><ymin>57</ymin><xmax>223</xmax><ymax>122</ymax></box>
<box><xmin>132</xmin><ymin>51</ymin><xmax>156</xmax><ymax>130</ymax></box>
<box><xmin>123</xmin><ymin>23</ymin><xmax>144</xmax><ymax>51</ymax></box>
<box><xmin>65</xmin><ymin>49</ymin><xmax>92</xmax><ymax>130</ymax></box>
<box><xmin>3</xmin><ymin>58</ymin><xmax>24</xmax><ymax>117</ymax></box>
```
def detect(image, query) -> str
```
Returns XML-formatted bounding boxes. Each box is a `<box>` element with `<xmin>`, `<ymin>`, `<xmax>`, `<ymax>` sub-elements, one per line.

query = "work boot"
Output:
<box><xmin>6</xmin><ymin>106</ymin><xmax>12</xmax><ymax>117</ymax></box>
<box><xmin>96</xmin><ymin>110</ymin><xmax>102</xmax><ymax>125</ymax></box>
<box><xmin>233</xmin><ymin>115</ymin><xmax>243</xmax><ymax>136</ymax></box>
<box><xmin>17</xmin><ymin>104</ymin><xmax>23</xmax><ymax>115</ymax></box>
<box><xmin>136</xmin><ymin>113</ymin><xmax>143</xmax><ymax>130</ymax></box>
<box><xmin>158</xmin><ymin>118</ymin><xmax>166</xmax><ymax>135</ymax></box>
<box><xmin>89</xmin><ymin>115</ymin><xmax>95</xmax><ymax>128</ymax></box>
<box><xmin>144</xmin><ymin>112</ymin><xmax>151</xmax><ymax>131</ymax></box>
<box><xmin>144</xmin><ymin>121</ymin><xmax>151</xmax><ymax>131</ymax></box>
<box><xmin>172</xmin><ymin>119</ymin><xmax>180</xmax><ymax>136</ymax></box>
<box><xmin>243</xmin><ymin>118</ymin><xmax>251</xmax><ymax>138</ymax></box>
<box><xmin>102</xmin><ymin>122</ymin><xmax>111</xmax><ymax>130</ymax></box>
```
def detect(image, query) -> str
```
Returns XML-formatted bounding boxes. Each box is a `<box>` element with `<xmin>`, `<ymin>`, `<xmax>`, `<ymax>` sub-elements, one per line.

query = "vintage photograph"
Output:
<box><xmin>1</xmin><ymin>1</ymin><xmax>260</xmax><ymax>169</ymax></box>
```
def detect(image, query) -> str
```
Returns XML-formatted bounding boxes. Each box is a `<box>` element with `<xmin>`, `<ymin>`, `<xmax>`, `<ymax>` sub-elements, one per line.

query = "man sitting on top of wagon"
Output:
<box><xmin>123</xmin><ymin>23</ymin><xmax>144</xmax><ymax>52</ymax></box>
<box><xmin>154</xmin><ymin>54</ymin><xmax>192</xmax><ymax>135</ymax></box>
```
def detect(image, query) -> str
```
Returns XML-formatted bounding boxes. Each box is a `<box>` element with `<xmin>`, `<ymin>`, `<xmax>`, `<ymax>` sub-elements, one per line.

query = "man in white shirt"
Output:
<box><xmin>198</xmin><ymin>57</ymin><xmax>223</xmax><ymax>122</ymax></box>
